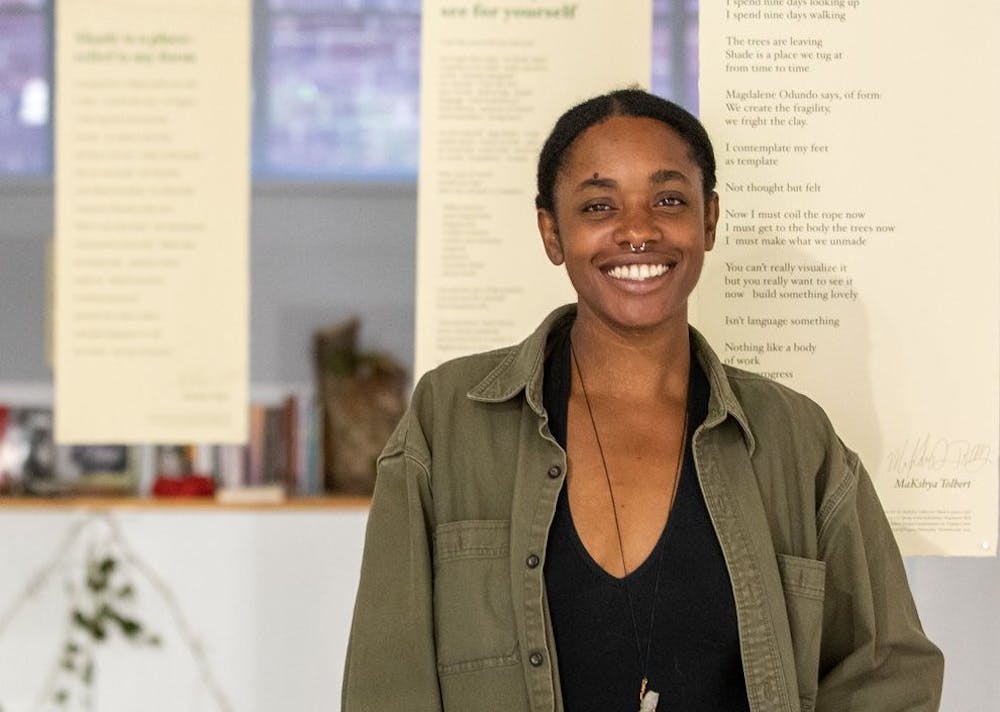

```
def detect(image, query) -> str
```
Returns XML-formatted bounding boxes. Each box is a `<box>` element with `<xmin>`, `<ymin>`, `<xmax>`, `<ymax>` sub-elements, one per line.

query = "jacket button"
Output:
<box><xmin>547</xmin><ymin>465</ymin><xmax>562</xmax><ymax>478</ymax></box>
<box><xmin>529</xmin><ymin>651</ymin><xmax>544</xmax><ymax>667</ymax></box>
<box><xmin>526</xmin><ymin>554</ymin><xmax>540</xmax><ymax>568</ymax></box>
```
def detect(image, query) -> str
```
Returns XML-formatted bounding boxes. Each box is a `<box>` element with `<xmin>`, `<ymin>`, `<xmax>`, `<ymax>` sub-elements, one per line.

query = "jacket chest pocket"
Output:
<box><xmin>433</xmin><ymin>520</ymin><xmax>519</xmax><ymax>675</ymax></box>
<box><xmin>776</xmin><ymin>553</ymin><xmax>827</xmax><ymax>712</ymax></box>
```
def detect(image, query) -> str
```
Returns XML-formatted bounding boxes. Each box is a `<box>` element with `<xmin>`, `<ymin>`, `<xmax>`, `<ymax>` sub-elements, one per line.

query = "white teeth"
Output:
<box><xmin>607</xmin><ymin>263</ymin><xmax>670</xmax><ymax>281</ymax></box>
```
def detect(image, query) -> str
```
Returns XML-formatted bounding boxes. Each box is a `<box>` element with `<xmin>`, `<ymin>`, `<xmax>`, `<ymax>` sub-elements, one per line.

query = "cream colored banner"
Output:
<box><xmin>55</xmin><ymin>0</ymin><xmax>249</xmax><ymax>443</ymax></box>
<box><xmin>415</xmin><ymin>1</ymin><xmax>652</xmax><ymax>377</ymax></box>
<box><xmin>698</xmin><ymin>1</ymin><xmax>999</xmax><ymax>555</ymax></box>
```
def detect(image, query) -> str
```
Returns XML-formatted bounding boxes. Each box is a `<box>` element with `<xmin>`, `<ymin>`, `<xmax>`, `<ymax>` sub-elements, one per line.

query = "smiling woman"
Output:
<box><xmin>342</xmin><ymin>89</ymin><xmax>943</xmax><ymax>712</ymax></box>
<box><xmin>536</xmin><ymin>115</ymin><xmax>718</xmax><ymax>335</ymax></box>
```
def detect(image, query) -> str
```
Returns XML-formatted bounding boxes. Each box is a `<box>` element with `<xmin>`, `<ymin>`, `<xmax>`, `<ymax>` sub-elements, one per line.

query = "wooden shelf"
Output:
<box><xmin>0</xmin><ymin>494</ymin><xmax>371</xmax><ymax>511</ymax></box>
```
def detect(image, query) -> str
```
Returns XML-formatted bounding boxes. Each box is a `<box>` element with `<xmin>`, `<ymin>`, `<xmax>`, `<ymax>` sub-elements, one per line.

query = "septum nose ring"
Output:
<box><xmin>629</xmin><ymin>241</ymin><xmax>647</xmax><ymax>253</ymax></box>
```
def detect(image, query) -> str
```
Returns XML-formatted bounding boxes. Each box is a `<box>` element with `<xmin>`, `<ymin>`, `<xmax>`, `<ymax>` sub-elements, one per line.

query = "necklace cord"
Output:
<box><xmin>570</xmin><ymin>341</ymin><xmax>689</xmax><ymax>695</ymax></box>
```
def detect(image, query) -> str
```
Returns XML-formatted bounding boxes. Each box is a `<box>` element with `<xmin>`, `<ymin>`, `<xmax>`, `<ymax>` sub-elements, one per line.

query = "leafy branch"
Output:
<box><xmin>50</xmin><ymin>547</ymin><xmax>160</xmax><ymax>710</ymax></box>
<box><xmin>0</xmin><ymin>512</ymin><xmax>234</xmax><ymax>712</ymax></box>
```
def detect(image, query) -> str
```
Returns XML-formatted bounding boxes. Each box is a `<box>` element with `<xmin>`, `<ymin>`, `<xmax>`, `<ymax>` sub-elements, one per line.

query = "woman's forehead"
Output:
<box><xmin>558</xmin><ymin>117</ymin><xmax>701</xmax><ymax>183</ymax></box>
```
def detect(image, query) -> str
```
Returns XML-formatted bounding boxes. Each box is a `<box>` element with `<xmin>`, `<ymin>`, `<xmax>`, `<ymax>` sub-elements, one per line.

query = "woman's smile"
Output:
<box><xmin>601</xmin><ymin>253</ymin><xmax>677</xmax><ymax>284</ymax></box>
<box><xmin>606</xmin><ymin>263</ymin><xmax>670</xmax><ymax>281</ymax></box>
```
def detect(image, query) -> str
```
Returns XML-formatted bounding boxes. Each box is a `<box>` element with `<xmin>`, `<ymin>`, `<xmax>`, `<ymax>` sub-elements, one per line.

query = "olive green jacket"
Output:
<box><xmin>342</xmin><ymin>305</ymin><xmax>943</xmax><ymax>712</ymax></box>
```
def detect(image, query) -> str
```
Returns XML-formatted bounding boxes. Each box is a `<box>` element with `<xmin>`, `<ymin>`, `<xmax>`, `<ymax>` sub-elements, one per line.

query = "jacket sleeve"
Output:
<box><xmin>815</xmin><ymin>450</ymin><xmax>944</xmax><ymax>711</ymax></box>
<box><xmin>341</xmin><ymin>420</ymin><xmax>442</xmax><ymax>711</ymax></box>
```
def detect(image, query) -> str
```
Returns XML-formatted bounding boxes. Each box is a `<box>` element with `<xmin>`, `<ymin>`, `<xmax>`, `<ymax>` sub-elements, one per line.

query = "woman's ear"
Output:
<box><xmin>704</xmin><ymin>191</ymin><xmax>720</xmax><ymax>252</ymax></box>
<box><xmin>538</xmin><ymin>209</ymin><xmax>564</xmax><ymax>265</ymax></box>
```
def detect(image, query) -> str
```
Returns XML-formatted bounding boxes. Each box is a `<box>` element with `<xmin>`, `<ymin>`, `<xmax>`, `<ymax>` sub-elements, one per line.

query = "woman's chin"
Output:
<box><xmin>577</xmin><ymin>297</ymin><xmax>688</xmax><ymax>335</ymax></box>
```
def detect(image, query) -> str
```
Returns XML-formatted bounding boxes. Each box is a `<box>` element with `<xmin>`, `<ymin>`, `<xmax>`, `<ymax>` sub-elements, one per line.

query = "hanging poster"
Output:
<box><xmin>55</xmin><ymin>0</ymin><xmax>250</xmax><ymax>443</ymax></box>
<box><xmin>698</xmin><ymin>1</ymin><xmax>999</xmax><ymax>555</ymax></box>
<box><xmin>415</xmin><ymin>0</ymin><xmax>653</xmax><ymax>377</ymax></box>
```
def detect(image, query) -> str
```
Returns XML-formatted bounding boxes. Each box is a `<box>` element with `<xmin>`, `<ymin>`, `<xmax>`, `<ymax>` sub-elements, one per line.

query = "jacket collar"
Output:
<box><xmin>467</xmin><ymin>304</ymin><xmax>756</xmax><ymax>454</ymax></box>
<box><xmin>466</xmin><ymin>305</ymin><xmax>575</xmax><ymax>415</ymax></box>
<box><xmin>690</xmin><ymin>326</ymin><xmax>756</xmax><ymax>455</ymax></box>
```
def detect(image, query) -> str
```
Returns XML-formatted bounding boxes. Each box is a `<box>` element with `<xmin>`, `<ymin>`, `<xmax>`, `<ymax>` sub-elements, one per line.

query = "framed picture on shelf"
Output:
<box><xmin>0</xmin><ymin>406</ymin><xmax>57</xmax><ymax>494</ymax></box>
<box><xmin>153</xmin><ymin>444</ymin><xmax>195</xmax><ymax>478</ymax></box>
<box><xmin>2</xmin><ymin>405</ymin><xmax>139</xmax><ymax>496</ymax></box>
<box><xmin>153</xmin><ymin>444</ymin><xmax>218</xmax><ymax>479</ymax></box>
<box><xmin>54</xmin><ymin>444</ymin><xmax>140</xmax><ymax>496</ymax></box>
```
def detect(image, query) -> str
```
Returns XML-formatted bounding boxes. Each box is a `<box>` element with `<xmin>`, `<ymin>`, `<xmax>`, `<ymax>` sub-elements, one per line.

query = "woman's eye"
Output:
<box><xmin>582</xmin><ymin>202</ymin><xmax>614</xmax><ymax>213</ymax></box>
<box><xmin>656</xmin><ymin>195</ymin><xmax>685</xmax><ymax>207</ymax></box>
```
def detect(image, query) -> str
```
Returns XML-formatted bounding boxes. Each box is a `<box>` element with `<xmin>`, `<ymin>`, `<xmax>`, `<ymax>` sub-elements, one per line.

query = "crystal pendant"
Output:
<box><xmin>639</xmin><ymin>689</ymin><xmax>660</xmax><ymax>711</ymax></box>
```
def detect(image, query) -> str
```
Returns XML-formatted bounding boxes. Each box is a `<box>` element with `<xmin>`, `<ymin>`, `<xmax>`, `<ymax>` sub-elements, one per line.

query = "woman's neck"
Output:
<box><xmin>569</xmin><ymin>307</ymin><xmax>691</xmax><ymax>403</ymax></box>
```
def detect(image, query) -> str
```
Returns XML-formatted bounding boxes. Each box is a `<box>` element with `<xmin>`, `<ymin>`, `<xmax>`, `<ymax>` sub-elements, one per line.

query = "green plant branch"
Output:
<box><xmin>0</xmin><ymin>512</ymin><xmax>235</xmax><ymax>712</ymax></box>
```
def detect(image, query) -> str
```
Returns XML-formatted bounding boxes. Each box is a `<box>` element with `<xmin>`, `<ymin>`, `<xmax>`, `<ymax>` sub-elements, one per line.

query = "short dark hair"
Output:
<box><xmin>535</xmin><ymin>88</ymin><xmax>716</xmax><ymax>212</ymax></box>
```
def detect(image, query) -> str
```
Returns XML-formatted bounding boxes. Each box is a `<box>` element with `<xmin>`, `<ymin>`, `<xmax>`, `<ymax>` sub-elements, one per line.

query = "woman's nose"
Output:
<box><xmin>615</xmin><ymin>205</ymin><xmax>660</xmax><ymax>248</ymax></box>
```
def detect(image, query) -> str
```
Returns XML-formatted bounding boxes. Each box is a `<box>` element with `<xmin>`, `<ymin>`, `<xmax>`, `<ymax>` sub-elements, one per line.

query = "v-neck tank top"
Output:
<box><xmin>542</xmin><ymin>326</ymin><xmax>750</xmax><ymax>712</ymax></box>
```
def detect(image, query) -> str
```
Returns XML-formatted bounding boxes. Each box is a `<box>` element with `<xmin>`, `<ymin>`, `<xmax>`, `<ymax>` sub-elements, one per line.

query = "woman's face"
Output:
<box><xmin>538</xmin><ymin>115</ymin><xmax>718</xmax><ymax>334</ymax></box>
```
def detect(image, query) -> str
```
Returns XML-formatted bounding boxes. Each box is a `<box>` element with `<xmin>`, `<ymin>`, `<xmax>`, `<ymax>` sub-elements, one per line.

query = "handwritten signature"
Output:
<box><xmin>885</xmin><ymin>434</ymin><xmax>994</xmax><ymax>476</ymax></box>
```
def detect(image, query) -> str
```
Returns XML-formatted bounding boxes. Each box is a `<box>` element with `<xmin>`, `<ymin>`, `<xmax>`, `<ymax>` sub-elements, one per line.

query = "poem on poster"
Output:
<box><xmin>698</xmin><ymin>1</ymin><xmax>1000</xmax><ymax>555</ymax></box>
<box><xmin>55</xmin><ymin>1</ymin><xmax>250</xmax><ymax>443</ymax></box>
<box><xmin>66</xmin><ymin>32</ymin><xmax>201</xmax><ymax>361</ymax></box>
<box><xmin>701</xmin><ymin>0</ymin><xmax>893</xmax><ymax>381</ymax></box>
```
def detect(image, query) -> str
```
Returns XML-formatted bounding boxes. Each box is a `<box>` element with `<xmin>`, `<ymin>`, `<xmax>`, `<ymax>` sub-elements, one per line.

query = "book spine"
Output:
<box><xmin>218</xmin><ymin>444</ymin><xmax>245</xmax><ymax>490</ymax></box>
<box><xmin>305</xmin><ymin>398</ymin><xmax>322</xmax><ymax>495</ymax></box>
<box><xmin>248</xmin><ymin>404</ymin><xmax>266</xmax><ymax>485</ymax></box>
<box><xmin>283</xmin><ymin>395</ymin><xmax>298</xmax><ymax>496</ymax></box>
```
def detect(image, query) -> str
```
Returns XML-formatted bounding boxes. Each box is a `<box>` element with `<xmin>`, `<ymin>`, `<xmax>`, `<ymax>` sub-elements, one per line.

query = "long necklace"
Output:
<box><xmin>570</xmin><ymin>342</ymin><xmax>688</xmax><ymax>712</ymax></box>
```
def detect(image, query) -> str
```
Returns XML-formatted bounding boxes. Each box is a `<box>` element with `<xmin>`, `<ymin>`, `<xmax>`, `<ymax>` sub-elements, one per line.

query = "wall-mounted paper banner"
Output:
<box><xmin>55</xmin><ymin>0</ymin><xmax>250</xmax><ymax>444</ymax></box>
<box><xmin>415</xmin><ymin>0</ymin><xmax>653</xmax><ymax>378</ymax></box>
<box><xmin>697</xmin><ymin>1</ymin><xmax>999</xmax><ymax>556</ymax></box>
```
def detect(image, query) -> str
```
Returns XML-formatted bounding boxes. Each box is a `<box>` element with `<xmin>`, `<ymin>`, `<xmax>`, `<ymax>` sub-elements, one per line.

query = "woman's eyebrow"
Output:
<box><xmin>650</xmin><ymin>168</ymin><xmax>689</xmax><ymax>185</ymax></box>
<box><xmin>574</xmin><ymin>169</ymin><xmax>690</xmax><ymax>192</ymax></box>
<box><xmin>575</xmin><ymin>176</ymin><xmax>617</xmax><ymax>191</ymax></box>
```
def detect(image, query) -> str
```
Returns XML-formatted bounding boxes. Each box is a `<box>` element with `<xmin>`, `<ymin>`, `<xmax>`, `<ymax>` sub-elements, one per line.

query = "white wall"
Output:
<box><xmin>1</xmin><ymin>507</ymin><xmax>997</xmax><ymax>711</ymax></box>
<box><xmin>0</xmin><ymin>507</ymin><xmax>367</xmax><ymax>712</ymax></box>
<box><xmin>908</xmin><ymin>555</ymin><xmax>1000</xmax><ymax>712</ymax></box>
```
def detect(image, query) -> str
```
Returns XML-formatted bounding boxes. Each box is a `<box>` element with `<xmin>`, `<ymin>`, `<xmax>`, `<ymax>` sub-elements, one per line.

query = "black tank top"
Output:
<box><xmin>542</xmin><ymin>327</ymin><xmax>750</xmax><ymax>712</ymax></box>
